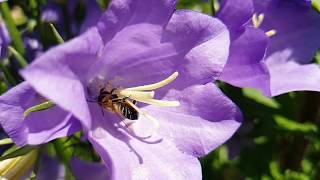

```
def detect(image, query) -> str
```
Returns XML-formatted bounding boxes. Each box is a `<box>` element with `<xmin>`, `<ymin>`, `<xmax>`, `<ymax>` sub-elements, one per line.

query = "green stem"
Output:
<box><xmin>0</xmin><ymin>2</ymin><xmax>25</xmax><ymax>55</ymax></box>
<box><xmin>49</xmin><ymin>23</ymin><xmax>64</xmax><ymax>44</ymax></box>
<box><xmin>8</xmin><ymin>46</ymin><xmax>28</xmax><ymax>68</ymax></box>
<box><xmin>0</xmin><ymin>62</ymin><xmax>18</xmax><ymax>85</ymax></box>
<box><xmin>210</xmin><ymin>0</ymin><xmax>216</xmax><ymax>16</ymax></box>
<box><xmin>279</xmin><ymin>92</ymin><xmax>320</xmax><ymax>170</ymax></box>
<box><xmin>52</xmin><ymin>139</ymin><xmax>75</xmax><ymax>180</ymax></box>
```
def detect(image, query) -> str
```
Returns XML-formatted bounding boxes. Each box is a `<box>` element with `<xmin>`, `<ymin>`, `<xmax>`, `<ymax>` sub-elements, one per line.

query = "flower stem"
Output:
<box><xmin>0</xmin><ymin>61</ymin><xmax>17</xmax><ymax>86</ymax></box>
<box><xmin>0</xmin><ymin>2</ymin><xmax>25</xmax><ymax>55</ymax></box>
<box><xmin>8</xmin><ymin>46</ymin><xmax>28</xmax><ymax>68</ymax></box>
<box><xmin>49</xmin><ymin>23</ymin><xmax>64</xmax><ymax>44</ymax></box>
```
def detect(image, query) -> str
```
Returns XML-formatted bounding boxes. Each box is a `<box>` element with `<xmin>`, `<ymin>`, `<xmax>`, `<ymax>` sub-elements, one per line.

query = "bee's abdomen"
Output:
<box><xmin>119</xmin><ymin>103</ymin><xmax>139</xmax><ymax>120</ymax></box>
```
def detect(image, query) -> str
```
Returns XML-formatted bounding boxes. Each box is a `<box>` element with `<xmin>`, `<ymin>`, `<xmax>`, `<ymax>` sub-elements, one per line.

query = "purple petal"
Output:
<box><xmin>21</xmin><ymin>28</ymin><xmax>103</xmax><ymax>129</ymax></box>
<box><xmin>80</xmin><ymin>0</ymin><xmax>103</xmax><ymax>33</ymax></box>
<box><xmin>219</xmin><ymin>27</ymin><xmax>271</xmax><ymax>96</ymax></box>
<box><xmin>0</xmin><ymin>82</ymin><xmax>81</xmax><ymax>146</ymax></box>
<box><xmin>268</xmin><ymin>61</ymin><xmax>320</xmax><ymax>96</ymax></box>
<box><xmin>97</xmin><ymin>0</ymin><xmax>176</xmax><ymax>42</ymax></box>
<box><xmin>37</xmin><ymin>155</ymin><xmax>65</xmax><ymax>180</ymax></box>
<box><xmin>254</xmin><ymin>0</ymin><xmax>320</xmax><ymax>64</ymax></box>
<box><xmin>138</xmin><ymin>83</ymin><xmax>242</xmax><ymax>157</ymax></box>
<box><xmin>71</xmin><ymin>158</ymin><xmax>108</xmax><ymax>180</ymax></box>
<box><xmin>217</xmin><ymin>0</ymin><xmax>254</xmax><ymax>38</ymax></box>
<box><xmin>253</xmin><ymin>0</ymin><xmax>320</xmax><ymax>96</ymax></box>
<box><xmin>89</xmin><ymin>10</ymin><xmax>229</xmax><ymax>91</ymax></box>
<box><xmin>86</xmin><ymin>105</ymin><xmax>202</xmax><ymax>180</ymax></box>
<box><xmin>294</xmin><ymin>0</ymin><xmax>312</xmax><ymax>7</ymax></box>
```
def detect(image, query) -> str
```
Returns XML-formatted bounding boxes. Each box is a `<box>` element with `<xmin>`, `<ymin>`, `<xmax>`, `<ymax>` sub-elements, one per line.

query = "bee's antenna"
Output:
<box><xmin>86</xmin><ymin>99</ymin><xmax>97</xmax><ymax>103</ymax></box>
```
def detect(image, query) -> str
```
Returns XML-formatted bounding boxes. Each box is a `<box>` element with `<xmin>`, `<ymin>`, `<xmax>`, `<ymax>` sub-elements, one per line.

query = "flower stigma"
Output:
<box><xmin>252</xmin><ymin>13</ymin><xmax>277</xmax><ymax>37</ymax></box>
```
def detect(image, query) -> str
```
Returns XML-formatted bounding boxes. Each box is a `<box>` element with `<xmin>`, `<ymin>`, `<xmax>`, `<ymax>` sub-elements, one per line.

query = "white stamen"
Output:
<box><xmin>252</xmin><ymin>13</ymin><xmax>265</xmax><ymax>28</ymax></box>
<box><xmin>124</xmin><ymin>72</ymin><xmax>179</xmax><ymax>91</ymax></box>
<box><xmin>134</xmin><ymin>98</ymin><xmax>180</xmax><ymax>107</ymax></box>
<box><xmin>118</xmin><ymin>90</ymin><xmax>155</xmax><ymax>99</ymax></box>
<box><xmin>265</xmin><ymin>29</ymin><xmax>277</xmax><ymax>37</ymax></box>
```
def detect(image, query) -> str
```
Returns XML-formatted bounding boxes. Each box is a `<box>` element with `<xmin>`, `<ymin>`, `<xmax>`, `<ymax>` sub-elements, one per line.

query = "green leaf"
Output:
<box><xmin>0</xmin><ymin>145</ymin><xmax>36</xmax><ymax>161</ymax></box>
<box><xmin>269</xmin><ymin>161</ymin><xmax>283</xmax><ymax>180</ymax></box>
<box><xmin>312</xmin><ymin>0</ymin><xmax>320</xmax><ymax>12</ymax></box>
<box><xmin>243</xmin><ymin>88</ymin><xmax>280</xmax><ymax>109</ymax></box>
<box><xmin>274</xmin><ymin>115</ymin><xmax>318</xmax><ymax>134</ymax></box>
<box><xmin>0</xmin><ymin>138</ymin><xmax>13</xmax><ymax>146</ymax></box>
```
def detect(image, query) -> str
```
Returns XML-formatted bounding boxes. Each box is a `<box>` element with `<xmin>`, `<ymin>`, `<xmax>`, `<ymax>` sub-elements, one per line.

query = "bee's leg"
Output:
<box><xmin>132</xmin><ymin>100</ymin><xmax>137</xmax><ymax>105</ymax></box>
<box><xmin>112</xmin><ymin>98</ymin><xmax>123</xmax><ymax>103</ymax></box>
<box><xmin>110</xmin><ymin>88</ymin><xmax>117</xmax><ymax>94</ymax></box>
<box><xmin>86</xmin><ymin>99</ymin><xmax>97</xmax><ymax>103</ymax></box>
<box><xmin>100</xmin><ymin>107</ymin><xmax>105</xmax><ymax>117</ymax></box>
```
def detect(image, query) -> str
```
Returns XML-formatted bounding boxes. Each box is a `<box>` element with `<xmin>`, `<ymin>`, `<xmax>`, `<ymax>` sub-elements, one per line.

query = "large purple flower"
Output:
<box><xmin>218</xmin><ymin>0</ymin><xmax>320</xmax><ymax>96</ymax></box>
<box><xmin>0</xmin><ymin>0</ymin><xmax>242</xmax><ymax>179</ymax></box>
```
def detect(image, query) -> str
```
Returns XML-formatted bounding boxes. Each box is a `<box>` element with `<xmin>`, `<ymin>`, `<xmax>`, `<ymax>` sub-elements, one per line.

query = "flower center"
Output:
<box><xmin>97</xmin><ymin>72</ymin><xmax>180</xmax><ymax>138</ymax></box>
<box><xmin>252</xmin><ymin>13</ymin><xmax>277</xmax><ymax>37</ymax></box>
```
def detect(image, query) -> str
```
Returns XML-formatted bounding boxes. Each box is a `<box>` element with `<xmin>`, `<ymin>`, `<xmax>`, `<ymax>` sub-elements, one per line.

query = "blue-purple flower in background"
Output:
<box><xmin>253</xmin><ymin>0</ymin><xmax>320</xmax><ymax>96</ymax></box>
<box><xmin>217</xmin><ymin>0</ymin><xmax>271</xmax><ymax>95</ymax></box>
<box><xmin>0</xmin><ymin>0</ymin><xmax>242</xmax><ymax>179</ymax></box>
<box><xmin>0</xmin><ymin>22</ymin><xmax>10</xmax><ymax>59</ymax></box>
<box><xmin>218</xmin><ymin>0</ymin><xmax>320</xmax><ymax>96</ymax></box>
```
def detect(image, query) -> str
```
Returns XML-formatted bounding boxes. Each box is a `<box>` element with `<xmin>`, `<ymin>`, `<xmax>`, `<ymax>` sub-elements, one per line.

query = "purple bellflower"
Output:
<box><xmin>218</xmin><ymin>0</ymin><xmax>320</xmax><ymax>96</ymax></box>
<box><xmin>0</xmin><ymin>0</ymin><xmax>242</xmax><ymax>179</ymax></box>
<box><xmin>252</xmin><ymin>0</ymin><xmax>320</xmax><ymax>96</ymax></box>
<box><xmin>217</xmin><ymin>0</ymin><xmax>271</xmax><ymax>95</ymax></box>
<box><xmin>0</xmin><ymin>22</ymin><xmax>10</xmax><ymax>59</ymax></box>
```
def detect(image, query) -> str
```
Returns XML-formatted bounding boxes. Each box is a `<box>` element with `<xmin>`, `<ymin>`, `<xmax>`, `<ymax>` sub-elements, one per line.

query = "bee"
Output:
<box><xmin>97</xmin><ymin>87</ymin><xmax>139</xmax><ymax>120</ymax></box>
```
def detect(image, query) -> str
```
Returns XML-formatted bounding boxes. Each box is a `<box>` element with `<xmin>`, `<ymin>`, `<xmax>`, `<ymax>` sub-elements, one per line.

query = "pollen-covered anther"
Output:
<box><xmin>120</xmin><ymin>71</ymin><xmax>180</xmax><ymax>107</ymax></box>
<box><xmin>252</xmin><ymin>13</ymin><xmax>265</xmax><ymax>28</ymax></box>
<box><xmin>265</xmin><ymin>29</ymin><xmax>277</xmax><ymax>37</ymax></box>
<box><xmin>118</xmin><ymin>90</ymin><xmax>155</xmax><ymax>100</ymax></box>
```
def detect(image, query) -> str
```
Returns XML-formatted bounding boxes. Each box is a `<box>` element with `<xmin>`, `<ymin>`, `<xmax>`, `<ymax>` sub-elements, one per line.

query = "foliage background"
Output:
<box><xmin>1</xmin><ymin>0</ymin><xmax>320</xmax><ymax>179</ymax></box>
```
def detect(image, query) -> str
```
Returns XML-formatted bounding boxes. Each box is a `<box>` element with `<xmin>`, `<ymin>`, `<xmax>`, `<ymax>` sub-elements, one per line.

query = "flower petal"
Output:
<box><xmin>89</xmin><ymin>10</ymin><xmax>229</xmax><ymax>93</ymax></box>
<box><xmin>80</xmin><ymin>0</ymin><xmax>103</xmax><ymax>33</ymax></box>
<box><xmin>97</xmin><ymin>0</ymin><xmax>176</xmax><ymax>42</ymax></box>
<box><xmin>137</xmin><ymin>83</ymin><xmax>242</xmax><ymax>157</ymax></box>
<box><xmin>254</xmin><ymin>0</ymin><xmax>320</xmax><ymax>64</ymax></box>
<box><xmin>21</xmin><ymin>28</ymin><xmax>103</xmax><ymax>129</ymax></box>
<box><xmin>217</xmin><ymin>0</ymin><xmax>254</xmax><ymax>38</ymax></box>
<box><xmin>37</xmin><ymin>155</ymin><xmax>65</xmax><ymax>180</ymax></box>
<box><xmin>0</xmin><ymin>82</ymin><xmax>81</xmax><ymax>146</ymax></box>
<box><xmin>219</xmin><ymin>27</ymin><xmax>271</xmax><ymax>96</ymax></box>
<box><xmin>268</xmin><ymin>61</ymin><xmax>320</xmax><ymax>96</ymax></box>
<box><xmin>71</xmin><ymin>158</ymin><xmax>108</xmax><ymax>180</ymax></box>
<box><xmin>86</xmin><ymin>105</ymin><xmax>202</xmax><ymax>180</ymax></box>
